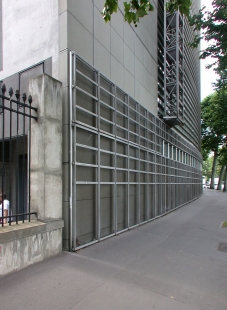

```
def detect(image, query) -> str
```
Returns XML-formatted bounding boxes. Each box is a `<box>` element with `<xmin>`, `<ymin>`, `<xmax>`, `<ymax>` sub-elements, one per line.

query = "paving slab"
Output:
<box><xmin>0</xmin><ymin>189</ymin><xmax>227</xmax><ymax>310</ymax></box>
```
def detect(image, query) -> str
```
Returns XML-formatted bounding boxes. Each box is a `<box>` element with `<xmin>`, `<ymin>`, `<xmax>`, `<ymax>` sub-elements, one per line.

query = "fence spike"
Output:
<box><xmin>15</xmin><ymin>89</ymin><xmax>20</xmax><ymax>101</ymax></box>
<box><xmin>28</xmin><ymin>95</ymin><xmax>32</xmax><ymax>105</ymax></box>
<box><xmin>22</xmin><ymin>93</ymin><xmax>27</xmax><ymax>103</ymax></box>
<box><xmin>9</xmin><ymin>87</ymin><xmax>13</xmax><ymax>98</ymax></box>
<box><xmin>1</xmin><ymin>83</ymin><xmax>6</xmax><ymax>94</ymax></box>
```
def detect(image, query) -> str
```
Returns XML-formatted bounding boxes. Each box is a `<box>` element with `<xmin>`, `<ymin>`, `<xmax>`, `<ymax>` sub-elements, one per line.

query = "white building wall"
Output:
<box><xmin>0</xmin><ymin>0</ymin><xmax>59</xmax><ymax>80</ymax></box>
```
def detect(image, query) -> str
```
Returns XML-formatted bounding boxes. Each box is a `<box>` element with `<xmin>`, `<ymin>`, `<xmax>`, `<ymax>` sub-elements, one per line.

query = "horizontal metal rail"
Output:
<box><xmin>70</xmin><ymin>53</ymin><xmax>202</xmax><ymax>250</ymax></box>
<box><xmin>1</xmin><ymin>212</ymin><xmax>37</xmax><ymax>223</ymax></box>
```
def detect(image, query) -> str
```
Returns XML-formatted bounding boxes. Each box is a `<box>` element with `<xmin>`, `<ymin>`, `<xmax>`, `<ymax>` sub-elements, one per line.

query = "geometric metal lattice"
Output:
<box><xmin>69</xmin><ymin>52</ymin><xmax>202</xmax><ymax>251</ymax></box>
<box><xmin>164</xmin><ymin>8</ymin><xmax>184</xmax><ymax>126</ymax></box>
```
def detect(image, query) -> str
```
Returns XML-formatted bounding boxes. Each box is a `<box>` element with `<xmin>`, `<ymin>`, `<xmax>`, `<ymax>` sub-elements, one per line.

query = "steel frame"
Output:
<box><xmin>69</xmin><ymin>53</ymin><xmax>202</xmax><ymax>250</ymax></box>
<box><xmin>164</xmin><ymin>6</ymin><xmax>184</xmax><ymax>126</ymax></box>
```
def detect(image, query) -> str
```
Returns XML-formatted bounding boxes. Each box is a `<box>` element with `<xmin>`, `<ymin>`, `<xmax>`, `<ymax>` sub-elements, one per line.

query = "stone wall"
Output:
<box><xmin>0</xmin><ymin>220</ymin><xmax>63</xmax><ymax>277</ymax></box>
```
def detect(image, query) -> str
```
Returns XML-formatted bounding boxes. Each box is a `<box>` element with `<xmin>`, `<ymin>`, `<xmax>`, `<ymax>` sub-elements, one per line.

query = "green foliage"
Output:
<box><xmin>189</xmin><ymin>0</ymin><xmax>227</xmax><ymax>89</ymax></box>
<box><xmin>218</xmin><ymin>147</ymin><xmax>227</xmax><ymax>167</ymax></box>
<box><xmin>166</xmin><ymin>0</ymin><xmax>192</xmax><ymax>17</ymax></box>
<box><xmin>102</xmin><ymin>0</ymin><xmax>191</xmax><ymax>26</ymax></box>
<box><xmin>102</xmin><ymin>0</ymin><xmax>154</xmax><ymax>26</ymax></box>
<box><xmin>201</xmin><ymin>92</ymin><xmax>227</xmax><ymax>156</ymax></box>
<box><xmin>202</xmin><ymin>154</ymin><xmax>222</xmax><ymax>180</ymax></box>
<box><xmin>194</xmin><ymin>1</ymin><xmax>227</xmax><ymax>182</ymax></box>
<box><xmin>202</xmin><ymin>156</ymin><xmax>213</xmax><ymax>179</ymax></box>
<box><xmin>201</xmin><ymin>90</ymin><xmax>227</xmax><ymax>184</ymax></box>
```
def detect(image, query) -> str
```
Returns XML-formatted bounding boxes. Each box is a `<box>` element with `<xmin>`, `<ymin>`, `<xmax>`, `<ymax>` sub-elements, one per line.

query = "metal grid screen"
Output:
<box><xmin>158</xmin><ymin>0</ymin><xmax>201</xmax><ymax>150</ymax></box>
<box><xmin>70</xmin><ymin>53</ymin><xmax>202</xmax><ymax>250</ymax></box>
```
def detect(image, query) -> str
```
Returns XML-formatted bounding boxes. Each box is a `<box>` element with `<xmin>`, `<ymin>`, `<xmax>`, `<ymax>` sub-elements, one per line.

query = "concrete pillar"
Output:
<box><xmin>29</xmin><ymin>74</ymin><xmax>62</xmax><ymax>221</ymax></box>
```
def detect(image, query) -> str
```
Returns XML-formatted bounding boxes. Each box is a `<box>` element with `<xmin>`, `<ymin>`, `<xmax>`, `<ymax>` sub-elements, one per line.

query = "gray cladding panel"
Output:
<box><xmin>76</xmin><ymin>198</ymin><xmax>95</xmax><ymax>238</ymax></box>
<box><xmin>76</xmin><ymin>185</ymin><xmax>94</xmax><ymax>201</ymax></box>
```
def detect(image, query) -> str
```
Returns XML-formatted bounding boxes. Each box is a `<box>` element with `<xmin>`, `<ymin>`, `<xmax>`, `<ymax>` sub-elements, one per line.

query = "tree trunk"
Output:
<box><xmin>223</xmin><ymin>166</ymin><xmax>227</xmax><ymax>192</ymax></box>
<box><xmin>217</xmin><ymin>165</ymin><xmax>225</xmax><ymax>190</ymax></box>
<box><xmin>210</xmin><ymin>153</ymin><xmax>218</xmax><ymax>189</ymax></box>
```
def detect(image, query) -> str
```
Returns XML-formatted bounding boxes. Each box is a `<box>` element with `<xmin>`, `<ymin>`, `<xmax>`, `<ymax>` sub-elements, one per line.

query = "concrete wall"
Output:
<box><xmin>0</xmin><ymin>220</ymin><xmax>63</xmax><ymax>277</ymax></box>
<box><xmin>0</xmin><ymin>0</ymin><xmax>59</xmax><ymax>80</ymax></box>
<box><xmin>29</xmin><ymin>74</ymin><xmax>62</xmax><ymax>221</ymax></box>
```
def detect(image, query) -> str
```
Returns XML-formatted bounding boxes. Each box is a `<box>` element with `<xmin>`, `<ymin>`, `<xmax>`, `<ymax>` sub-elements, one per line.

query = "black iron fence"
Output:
<box><xmin>0</xmin><ymin>83</ymin><xmax>38</xmax><ymax>227</ymax></box>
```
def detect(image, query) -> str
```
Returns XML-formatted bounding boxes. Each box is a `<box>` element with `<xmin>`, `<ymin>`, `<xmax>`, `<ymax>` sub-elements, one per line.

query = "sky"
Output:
<box><xmin>200</xmin><ymin>0</ymin><xmax>218</xmax><ymax>100</ymax></box>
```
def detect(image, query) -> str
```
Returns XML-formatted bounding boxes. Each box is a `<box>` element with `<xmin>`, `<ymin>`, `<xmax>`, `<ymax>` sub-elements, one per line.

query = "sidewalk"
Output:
<box><xmin>1</xmin><ymin>189</ymin><xmax>227</xmax><ymax>310</ymax></box>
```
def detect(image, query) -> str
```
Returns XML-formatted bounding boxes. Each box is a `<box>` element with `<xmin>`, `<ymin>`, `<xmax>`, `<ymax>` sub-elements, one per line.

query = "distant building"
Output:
<box><xmin>0</xmin><ymin>0</ymin><xmax>202</xmax><ymax>256</ymax></box>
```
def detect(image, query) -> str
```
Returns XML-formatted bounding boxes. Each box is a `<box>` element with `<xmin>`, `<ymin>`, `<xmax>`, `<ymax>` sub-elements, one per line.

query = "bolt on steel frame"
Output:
<box><xmin>69</xmin><ymin>53</ymin><xmax>202</xmax><ymax>251</ymax></box>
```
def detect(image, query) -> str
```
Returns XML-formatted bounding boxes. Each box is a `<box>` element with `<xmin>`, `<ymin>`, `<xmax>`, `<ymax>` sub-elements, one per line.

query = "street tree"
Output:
<box><xmin>218</xmin><ymin>147</ymin><xmax>227</xmax><ymax>192</ymax></box>
<box><xmin>201</xmin><ymin>92</ymin><xmax>227</xmax><ymax>188</ymax></box>
<box><xmin>216</xmin><ymin>147</ymin><xmax>227</xmax><ymax>190</ymax></box>
<box><xmin>202</xmin><ymin>156</ymin><xmax>213</xmax><ymax>180</ymax></box>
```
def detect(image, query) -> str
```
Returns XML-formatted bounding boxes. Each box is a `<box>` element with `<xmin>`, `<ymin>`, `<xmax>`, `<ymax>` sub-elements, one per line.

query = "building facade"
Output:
<box><xmin>0</xmin><ymin>0</ymin><xmax>202</xmax><ymax>255</ymax></box>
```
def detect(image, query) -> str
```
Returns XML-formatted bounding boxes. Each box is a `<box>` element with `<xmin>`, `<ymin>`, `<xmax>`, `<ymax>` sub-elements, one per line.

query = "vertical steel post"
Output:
<box><xmin>9</xmin><ymin>90</ymin><xmax>14</xmax><ymax>224</ymax></box>
<box><xmin>28</xmin><ymin>95</ymin><xmax>33</xmax><ymax>222</ymax></box>
<box><xmin>113</xmin><ymin>84</ymin><xmax>117</xmax><ymax>234</ymax></box>
<box><xmin>69</xmin><ymin>51</ymin><xmax>73</xmax><ymax>250</ymax></box>
<box><xmin>154</xmin><ymin>119</ymin><xmax>157</xmax><ymax>218</ymax></box>
<box><xmin>16</xmin><ymin>88</ymin><xmax>19</xmax><ymax>224</ymax></box>
<box><xmin>182</xmin><ymin>15</ymin><xmax>185</xmax><ymax>121</ymax></box>
<box><xmin>145</xmin><ymin>110</ymin><xmax>148</xmax><ymax>221</ymax></box>
<box><xmin>22</xmin><ymin>92</ymin><xmax>26</xmax><ymax>222</ymax></box>
<box><xmin>176</xmin><ymin>12</ymin><xmax>179</xmax><ymax>119</ymax></box>
<box><xmin>94</xmin><ymin>70</ymin><xmax>98</xmax><ymax>241</ymax></box>
<box><xmin>136</xmin><ymin>103</ymin><xmax>140</xmax><ymax>224</ymax></box>
<box><xmin>72</xmin><ymin>53</ymin><xmax>77</xmax><ymax>249</ymax></box>
<box><xmin>97</xmin><ymin>71</ymin><xmax>101</xmax><ymax>241</ymax></box>
<box><xmin>1</xmin><ymin>85</ymin><xmax>5</xmax><ymax>226</ymax></box>
<box><xmin>126</xmin><ymin>95</ymin><xmax>129</xmax><ymax>229</ymax></box>
<box><xmin>69</xmin><ymin>51</ymin><xmax>75</xmax><ymax>250</ymax></box>
<box><xmin>164</xmin><ymin>0</ymin><xmax>167</xmax><ymax>117</ymax></box>
<box><xmin>136</xmin><ymin>103</ymin><xmax>141</xmax><ymax>224</ymax></box>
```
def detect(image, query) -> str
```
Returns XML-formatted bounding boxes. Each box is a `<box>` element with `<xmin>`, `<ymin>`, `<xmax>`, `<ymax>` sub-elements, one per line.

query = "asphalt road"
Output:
<box><xmin>1</xmin><ymin>188</ymin><xmax>227</xmax><ymax>310</ymax></box>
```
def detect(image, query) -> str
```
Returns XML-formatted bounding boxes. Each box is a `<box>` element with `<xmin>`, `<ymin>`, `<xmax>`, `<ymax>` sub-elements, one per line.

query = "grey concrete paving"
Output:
<box><xmin>1</xmin><ymin>189</ymin><xmax>227</xmax><ymax>310</ymax></box>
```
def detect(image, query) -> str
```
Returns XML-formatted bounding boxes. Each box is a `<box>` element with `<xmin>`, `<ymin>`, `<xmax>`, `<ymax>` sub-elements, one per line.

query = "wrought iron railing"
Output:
<box><xmin>0</xmin><ymin>83</ymin><xmax>38</xmax><ymax>227</ymax></box>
